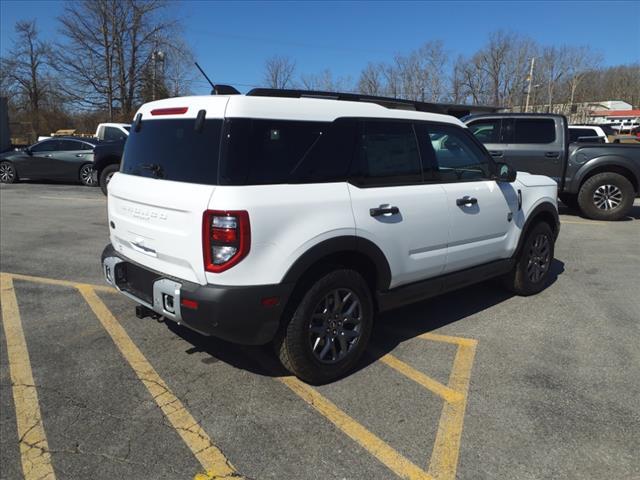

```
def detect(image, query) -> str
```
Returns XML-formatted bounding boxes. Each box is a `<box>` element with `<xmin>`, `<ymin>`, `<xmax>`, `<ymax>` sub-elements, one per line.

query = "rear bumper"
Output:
<box><xmin>101</xmin><ymin>244</ymin><xmax>292</xmax><ymax>345</ymax></box>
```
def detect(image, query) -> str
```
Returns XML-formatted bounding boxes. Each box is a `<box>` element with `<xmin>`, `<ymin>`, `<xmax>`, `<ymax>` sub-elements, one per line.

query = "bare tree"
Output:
<box><xmin>264</xmin><ymin>56</ymin><xmax>296</xmax><ymax>89</ymax></box>
<box><xmin>0</xmin><ymin>20</ymin><xmax>51</xmax><ymax>133</ymax></box>
<box><xmin>357</xmin><ymin>63</ymin><xmax>383</xmax><ymax>95</ymax></box>
<box><xmin>54</xmin><ymin>0</ymin><xmax>182</xmax><ymax>120</ymax></box>
<box><xmin>565</xmin><ymin>47</ymin><xmax>602</xmax><ymax>108</ymax></box>
<box><xmin>300</xmin><ymin>69</ymin><xmax>351</xmax><ymax>92</ymax></box>
<box><xmin>540</xmin><ymin>46</ymin><xmax>570</xmax><ymax>111</ymax></box>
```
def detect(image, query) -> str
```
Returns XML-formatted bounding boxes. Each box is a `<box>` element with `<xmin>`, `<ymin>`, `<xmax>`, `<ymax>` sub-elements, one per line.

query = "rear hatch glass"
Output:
<box><xmin>121</xmin><ymin>119</ymin><xmax>223</xmax><ymax>184</ymax></box>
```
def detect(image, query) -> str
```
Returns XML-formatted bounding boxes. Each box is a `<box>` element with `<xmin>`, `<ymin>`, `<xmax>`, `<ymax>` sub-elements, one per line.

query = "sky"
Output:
<box><xmin>1</xmin><ymin>0</ymin><xmax>639</xmax><ymax>94</ymax></box>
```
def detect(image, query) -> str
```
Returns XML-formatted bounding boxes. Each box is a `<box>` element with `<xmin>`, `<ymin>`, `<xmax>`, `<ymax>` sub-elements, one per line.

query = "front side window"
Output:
<box><xmin>31</xmin><ymin>140</ymin><xmax>58</xmax><ymax>152</ymax></box>
<box><xmin>514</xmin><ymin>119</ymin><xmax>556</xmax><ymax>144</ymax></box>
<box><xmin>351</xmin><ymin>120</ymin><xmax>422</xmax><ymax>186</ymax></box>
<box><xmin>468</xmin><ymin>119</ymin><xmax>502</xmax><ymax>143</ymax></box>
<box><xmin>425</xmin><ymin>124</ymin><xmax>490</xmax><ymax>182</ymax></box>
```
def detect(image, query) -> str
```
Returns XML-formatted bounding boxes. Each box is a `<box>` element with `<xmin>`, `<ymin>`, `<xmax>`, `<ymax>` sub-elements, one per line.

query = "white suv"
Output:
<box><xmin>102</xmin><ymin>89</ymin><xmax>559</xmax><ymax>383</ymax></box>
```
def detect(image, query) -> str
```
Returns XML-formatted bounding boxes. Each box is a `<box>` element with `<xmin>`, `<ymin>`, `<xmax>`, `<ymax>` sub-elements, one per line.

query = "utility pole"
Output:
<box><xmin>524</xmin><ymin>57</ymin><xmax>535</xmax><ymax>113</ymax></box>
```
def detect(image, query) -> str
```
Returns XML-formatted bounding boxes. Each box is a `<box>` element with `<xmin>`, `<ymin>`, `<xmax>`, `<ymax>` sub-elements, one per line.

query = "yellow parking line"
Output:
<box><xmin>3</xmin><ymin>272</ymin><xmax>114</xmax><ymax>293</ymax></box>
<box><xmin>0</xmin><ymin>274</ymin><xmax>56</xmax><ymax>480</ymax></box>
<box><xmin>279</xmin><ymin>376</ymin><xmax>433</xmax><ymax>480</ymax></box>
<box><xmin>376</xmin><ymin>352</ymin><xmax>463</xmax><ymax>403</ymax></box>
<box><xmin>427</xmin><ymin>339</ymin><xmax>477</xmax><ymax>480</ymax></box>
<box><xmin>76</xmin><ymin>285</ymin><xmax>241</xmax><ymax>480</ymax></box>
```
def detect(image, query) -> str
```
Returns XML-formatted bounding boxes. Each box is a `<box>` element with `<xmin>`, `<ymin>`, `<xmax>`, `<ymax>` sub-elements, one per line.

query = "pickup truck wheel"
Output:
<box><xmin>503</xmin><ymin>222</ymin><xmax>555</xmax><ymax>296</ymax></box>
<box><xmin>99</xmin><ymin>164</ymin><xmax>119</xmax><ymax>195</ymax></box>
<box><xmin>275</xmin><ymin>269</ymin><xmax>373</xmax><ymax>384</ymax></box>
<box><xmin>0</xmin><ymin>161</ymin><xmax>18</xmax><ymax>184</ymax></box>
<box><xmin>577</xmin><ymin>172</ymin><xmax>634</xmax><ymax>221</ymax></box>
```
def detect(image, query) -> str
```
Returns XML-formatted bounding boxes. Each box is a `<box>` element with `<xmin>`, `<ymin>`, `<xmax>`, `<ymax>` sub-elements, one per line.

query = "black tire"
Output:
<box><xmin>275</xmin><ymin>269</ymin><xmax>374</xmax><ymax>384</ymax></box>
<box><xmin>577</xmin><ymin>172</ymin><xmax>635</xmax><ymax>221</ymax></box>
<box><xmin>99</xmin><ymin>164</ymin><xmax>119</xmax><ymax>195</ymax></box>
<box><xmin>558</xmin><ymin>193</ymin><xmax>579</xmax><ymax>210</ymax></box>
<box><xmin>79</xmin><ymin>163</ymin><xmax>97</xmax><ymax>186</ymax></box>
<box><xmin>0</xmin><ymin>161</ymin><xmax>18</xmax><ymax>184</ymax></box>
<box><xmin>503</xmin><ymin>222</ymin><xmax>555</xmax><ymax>296</ymax></box>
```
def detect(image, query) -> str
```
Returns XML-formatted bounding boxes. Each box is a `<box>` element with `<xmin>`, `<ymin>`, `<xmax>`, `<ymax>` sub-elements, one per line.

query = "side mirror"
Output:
<box><xmin>494</xmin><ymin>162</ymin><xmax>516</xmax><ymax>182</ymax></box>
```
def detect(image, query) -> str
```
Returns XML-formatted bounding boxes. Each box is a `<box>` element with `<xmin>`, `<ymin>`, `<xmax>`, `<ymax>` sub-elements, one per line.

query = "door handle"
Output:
<box><xmin>370</xmin><ymin>206</ymin><xmax>400</xmax><ymax>217</ymax></box>
<box><xmin>456</xmin><ymin>196</ymin><xmax>478</xmax><ymax>206</ymax></box>
<box><xmin>75</xmin><ymin>154</ymin><xmax>85</xmax><ymax>157</ymax></box>
<box><xmin>545</xmin><ymin>152</ymin><xmax>560</xmax><ymax>158</ymax></box>
<box><xmin>43</xmin><ymin>154</ymin><xmax>52</xmax><ymax>158</ymax></box>
<box><xmin>489</xmin><ymin>151</ymin><xmax>503</xmax><ymax>157</ymax></box>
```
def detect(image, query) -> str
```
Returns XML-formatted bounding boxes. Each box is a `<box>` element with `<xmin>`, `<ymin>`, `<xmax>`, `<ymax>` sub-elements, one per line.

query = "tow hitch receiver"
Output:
<box><xmin>136</xmin><ymin>304</ymin><xmax>159</xmax><ymax>319</ymax></box>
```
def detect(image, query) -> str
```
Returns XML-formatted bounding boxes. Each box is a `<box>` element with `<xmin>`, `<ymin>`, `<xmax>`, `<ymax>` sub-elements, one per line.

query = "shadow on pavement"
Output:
<box><xmin>166</xmin><ymin>258</ymin><xmax>566</xmax><ymax>383</ymax></box>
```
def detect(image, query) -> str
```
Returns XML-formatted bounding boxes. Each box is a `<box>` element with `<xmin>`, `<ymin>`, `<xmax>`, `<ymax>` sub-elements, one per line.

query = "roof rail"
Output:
<box><xmin>245</xmin><ymin>88</ymin><xmax>447</xmax><ymax>114</ymax></box>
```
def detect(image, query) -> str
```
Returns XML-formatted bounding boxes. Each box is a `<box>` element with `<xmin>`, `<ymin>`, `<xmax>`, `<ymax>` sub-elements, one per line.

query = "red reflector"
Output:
<box><xmin>150</xmin><ymin>107</ymin><xmax>188</xmax><ymax>116</ymax></box>
<box><xmin>180</xmin><ymin>298</ymin><xmax>199</xmax><ymax>310</ymax></box>
<box><xmin>261</xmin><ymin>296</ymin><xmax>280</xmax><ymax>307</ymax></box>
<box><xmin>212</xmin><ymin>227</ymin><xmax>237</xmax><ymax>243</ymax></box>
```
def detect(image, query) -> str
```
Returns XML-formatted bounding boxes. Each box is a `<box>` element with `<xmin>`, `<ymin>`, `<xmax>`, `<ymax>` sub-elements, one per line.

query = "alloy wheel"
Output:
<box><xmin>526</xmin><ymin>233</ymin><xmax>551</xmax><ymax>283</ymax></box>
<box><xmin>593</xmin><ymin>184</ymin><xmax>623</xmax><ymax>210</ymax></box>
<box><xmin>0</xmin><ymin>163</ymin><xmax>15</xmax><ymax>183</ymax></box>
<box><xmin>80</xmin><ymin>164</ymin><xmax>96</xmax><ymax>186</ymax></box>
<box><xmin>308</xmin><ymin>288</ymin><xmax>362</xmax><ymax>364</ymax></box>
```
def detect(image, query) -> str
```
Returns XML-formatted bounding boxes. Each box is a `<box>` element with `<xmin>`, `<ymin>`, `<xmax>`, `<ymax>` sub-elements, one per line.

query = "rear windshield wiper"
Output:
<box><xmin>139</xmin><ymin>163</ymin><xmax>164</xmax><ymax>179</ymax></box>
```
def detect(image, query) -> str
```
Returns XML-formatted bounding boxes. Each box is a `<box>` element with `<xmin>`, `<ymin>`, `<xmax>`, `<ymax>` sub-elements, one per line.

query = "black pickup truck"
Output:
<box><xmin>93</xmin><ymin>139</ymin><xmax>125</xmax><ymax>195</ymax></box>
<box><xmin>464</xmin><ymin>113</ymin><xmax>640</xmax><ymax>220</ymax></box>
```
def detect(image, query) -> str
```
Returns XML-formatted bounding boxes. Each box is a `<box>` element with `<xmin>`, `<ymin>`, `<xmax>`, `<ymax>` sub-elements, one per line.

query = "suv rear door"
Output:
<box><xmin>500</xmin><ymin>117</ymin><xmax>565</xmax><ymax>183</ymax></box>
<box><xmin>347</xmin><ymin>120</ymin><xmax>449</xmax><ymax>289</ymax></box>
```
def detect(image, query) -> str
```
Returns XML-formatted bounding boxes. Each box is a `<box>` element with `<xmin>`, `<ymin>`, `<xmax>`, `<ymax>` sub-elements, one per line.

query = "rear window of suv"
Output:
<box><xmin>121</xmin><ymin>119</ymin><xmax>223</xmax><ymax>184</ymax></box>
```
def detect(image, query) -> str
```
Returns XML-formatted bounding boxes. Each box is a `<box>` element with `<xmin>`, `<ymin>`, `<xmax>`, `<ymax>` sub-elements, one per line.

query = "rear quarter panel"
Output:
<box><xmin>565</xmin><ymin>145</ymin><xmax>640</xmax><ymax>194</ymax></box>
<box><xmin>205</xmin><ymin>183</ymin><xmax>355</xmax><ymax>286</ymax></box>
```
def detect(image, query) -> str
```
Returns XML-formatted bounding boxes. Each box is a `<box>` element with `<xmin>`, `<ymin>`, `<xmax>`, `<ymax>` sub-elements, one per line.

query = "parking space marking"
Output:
<box><xmin>76</xmin><ymin>285</ymin><xmax>242</xmax><ymax>480</ymax></box>
<box><xmin>6</xmin><ymin>272</ymin><xmax>115</xmax><ymax>293</ymax></box>
<box><xmin>426</xmin><ymin>335</ymin><xmax>477</xmax><ymax>480</ymax></box>
<box><xmin>0</xmin><ymin>274</ymin><xmax>56</xmax><ymax>480</ymax></box>
<box><xmin>279</xmin><ymin>376</ymin><xmax>433</xmax><ymax>480</ymax></box>
<box><xmin>282</xmin><ymin>333</ymin><xmax>478</xmax><ymax>480</ymax></box>
<box><xmin>375</xmin><ymin>351</ymin><xmax>464</xmax><ymax>403</ymax></box>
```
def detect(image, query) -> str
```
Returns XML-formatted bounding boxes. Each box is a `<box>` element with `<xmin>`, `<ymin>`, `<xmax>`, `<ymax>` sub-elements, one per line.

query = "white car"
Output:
<box><xmin>101</xmin><ymin>89</ymin><xmax>559</xmax><ymax>383</ymax></box>
<box><xmin>568</xmin><ymin>125</ymin><xmax>609</xmax><ymax>143</ymax></box>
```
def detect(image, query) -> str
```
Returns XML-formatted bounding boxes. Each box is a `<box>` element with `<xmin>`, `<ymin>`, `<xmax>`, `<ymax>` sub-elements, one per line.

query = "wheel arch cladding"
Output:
<box><xmin>578</xmin><ymin>161</ymin><xmax>639</xmax><ymax>193</ymax></box>
<box><xmin>281</xmin><ymin>236</ymin><xmax>392</xmax><ymax>293</ymax></box>
<box><xmin>515</xmin><ymin>202</ymin><xmax>559</xmax><ymax>259</ymax></box>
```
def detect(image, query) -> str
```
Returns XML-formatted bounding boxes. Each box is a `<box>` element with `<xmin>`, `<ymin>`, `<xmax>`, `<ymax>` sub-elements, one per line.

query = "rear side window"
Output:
<box><xmin>220</xmin><ymin>119</ymin><xmax>328</xmax><ymax>185</ymax></box>
<box><xmin>514</xmin><ymin>119</ymin><xmax>556</xmax><ymax>144</ymax></box>
<box><xmin>121</xmin><ymin>119</ymin><xmax>222</xmax><ymax>184</ymax></box>
<box><xmin>105</xmin><ymin>126</ymin><xmax>127</xmax><ymax>141</ymax></box>
<box><xmin>468</xmin><ymin>119</ymin><xmax>502</xmax><ymax>143</ymax></box>
<box><xmin>351</xmin><ymin>120</ymin><xmax>422</xmax><ymax>186</ymax></box>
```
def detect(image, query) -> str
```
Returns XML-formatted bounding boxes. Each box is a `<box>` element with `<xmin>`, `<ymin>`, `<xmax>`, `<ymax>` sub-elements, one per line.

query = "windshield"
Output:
<box><xmin>121</xmin><ymin>119</ymin><xmax>222</xmax><ymax>184</ymax></box>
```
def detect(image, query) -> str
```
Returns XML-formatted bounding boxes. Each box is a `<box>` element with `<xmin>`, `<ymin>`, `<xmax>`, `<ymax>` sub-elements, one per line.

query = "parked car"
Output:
<box><xmin>93</xmin><ymin>137</ymin><xmax>125</xmax><ymax>194</ymax></box>
<box><xmin>101</xmin><ymin>89</ymin><xmax>559</xmax><ymax>384</ymax></box>
<box><xmin>464</xmin><ymin>113</ymin><xmax>640</xmax><ymax>220</ymax></box>
<box><xmin>568</xmin><ymin>125</ymin><xmax>609</xmax><ymax>143</ymax></box>
<box><xmin>0</xmin><ymin>136</ymin><xmax>99</xmax><ymax>186</ymax></box>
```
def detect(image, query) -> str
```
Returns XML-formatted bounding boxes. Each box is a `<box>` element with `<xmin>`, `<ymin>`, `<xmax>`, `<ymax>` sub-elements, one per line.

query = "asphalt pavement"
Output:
<box><xmin>1</xmin><ymin>182</ymin><xmax>639</xmax><ymax>480</ymax></box>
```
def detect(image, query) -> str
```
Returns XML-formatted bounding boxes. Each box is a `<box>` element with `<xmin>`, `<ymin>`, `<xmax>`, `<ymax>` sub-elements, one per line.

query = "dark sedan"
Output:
<box><xmin>0</xmin><ymin>137</ymin><xmax>99</xmax><ymax>186</ymax></box>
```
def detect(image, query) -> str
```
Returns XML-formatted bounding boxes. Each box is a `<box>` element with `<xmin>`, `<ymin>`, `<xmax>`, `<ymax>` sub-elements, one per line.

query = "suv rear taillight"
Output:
<box><xmin>203</xmin><ymin>210</ymin><xmax>250</xmax><ymax>273</ymax></box>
